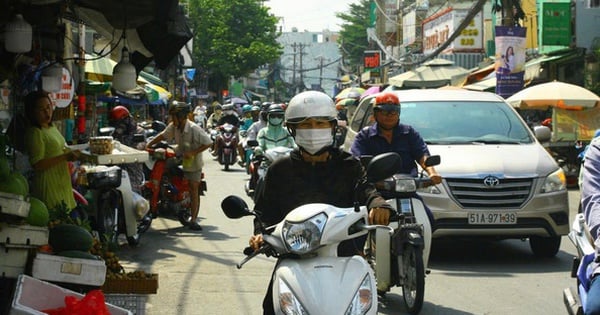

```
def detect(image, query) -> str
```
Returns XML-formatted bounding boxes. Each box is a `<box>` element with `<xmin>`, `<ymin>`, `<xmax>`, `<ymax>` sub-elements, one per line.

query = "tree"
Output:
<box><xmin>188</xmin><ymin>0</ymin><xmax>283</xmax><ymax>97</ymax></box>
<box><xmin>336</xmin><ymin>0</ymin><xmax>372</xmax><ymax>74</ymax></box>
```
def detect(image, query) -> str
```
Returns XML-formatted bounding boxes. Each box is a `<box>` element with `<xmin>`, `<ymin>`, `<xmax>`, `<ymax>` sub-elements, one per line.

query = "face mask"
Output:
<box><xmin>268</xmin><ymin>117</ymin><xmax>283</xmax><ymax>126</ymax></box>
<box><xmin>294</xmin><ymin>128</ymin><xmax>333</xmax><ymax>155</ymax></box>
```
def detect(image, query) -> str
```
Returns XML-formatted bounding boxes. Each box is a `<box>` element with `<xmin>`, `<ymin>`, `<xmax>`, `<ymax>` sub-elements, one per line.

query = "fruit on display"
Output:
<box><xmin>26</xmin><ymin>196</ymin><xmax>49</xmax><ymax>227</ymax></box>
<box><xmin>48</xmin><ymin>223</ymin><xmax>94</xmax><ymax>253</ymax></box>
<box><xmin>90</xmin><ymin>238</ymin><xmax>123</xmax><ymax>273</ymax></box>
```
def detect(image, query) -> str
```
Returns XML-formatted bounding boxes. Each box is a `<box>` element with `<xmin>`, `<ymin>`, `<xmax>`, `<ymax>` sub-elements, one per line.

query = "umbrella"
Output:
<box><xmin>360</xmin><ymin>86</ymin><xmax>382</xmax><ymax>99</ymax></box>
<box><xmin>84</xmin><ymin>54</ymin><xmax>151</xmax><ymax>84</ymax></box>
<box><xmin>144</xmin><ymin>83</ymin><xmax>172</xmax><ymax>105</ymax></box>
<box><xmin>70</xmin><ymin>0</ymin><xmax>193</xmax><ymax>72</ymax></box>
<box><xmin>506</xmin><ymin>81</ymin><xmax>600</xmax><ymax>110</ymax></box>
<box><xmin>226</xmin><ymin>97</ymin><xmax>249</xmax><ymax>105</ymax></box>
<box><xmin>335</xmin><ymin>87</ymin><xmax>365</xmax><ymax>100</ymax></box>
<box><xmin>388</xmin><ymin>58</ymin><xmax>470</xmax><ymax>89</ymax></box>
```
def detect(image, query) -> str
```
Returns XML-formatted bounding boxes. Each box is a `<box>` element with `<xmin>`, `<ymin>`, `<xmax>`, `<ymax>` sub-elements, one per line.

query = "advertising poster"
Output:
<box><xmin>495</xmin><ymin>26</ymin><xmax>527</xmax><ymax>98</ymax></box>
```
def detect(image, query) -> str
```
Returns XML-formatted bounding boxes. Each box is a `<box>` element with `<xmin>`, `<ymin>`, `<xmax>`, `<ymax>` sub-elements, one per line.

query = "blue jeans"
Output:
<box><xmin>587</xmin><ymin>275</ymin><xmax>600</xmax><ymax>314</ymax></box>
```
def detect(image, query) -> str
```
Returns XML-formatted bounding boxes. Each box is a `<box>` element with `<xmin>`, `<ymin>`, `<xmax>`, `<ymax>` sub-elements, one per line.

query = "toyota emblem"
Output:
<box><xmin>483</xmin><ymin>176</ymin><xmax>500</xmax><ymax>187</ymax></box>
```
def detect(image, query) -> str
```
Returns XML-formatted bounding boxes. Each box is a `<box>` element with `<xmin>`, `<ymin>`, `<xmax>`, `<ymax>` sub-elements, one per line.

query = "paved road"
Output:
<box><xmin>114</xmin><ymin>156</ymin><xmax>580</xmax><ymax>315</ymax></box>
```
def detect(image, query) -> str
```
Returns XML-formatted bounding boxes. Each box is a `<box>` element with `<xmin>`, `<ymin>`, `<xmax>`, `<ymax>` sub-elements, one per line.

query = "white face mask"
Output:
<box><xmin>294</xmin><ymin>128</ymin><xmax>333</xmax><ymax>155</ymax></box>
<box><xmin>268</xmin><ymin>117</ymin><xmax>283</xmax><ymax>126</ymax></box>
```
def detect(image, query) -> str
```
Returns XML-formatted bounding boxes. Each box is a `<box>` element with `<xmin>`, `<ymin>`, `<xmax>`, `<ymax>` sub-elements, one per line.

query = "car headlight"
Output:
<box><xmin>278</xmin><ymin>278</ymin><xmax>308</xmax><ymax>315</ymax></box>
<box><xmin>282</xmin><ymin>213</ymin><xmax>327</xmax><ymax>255</ymax></box>
<box><xmin>345</xmin><ymin>275</ymin><xmax>374</xmax><ymax>315</ymax></box>
<box><xmin>540</xmin><ymin>168</ymin><xmax>567</xmax><ymax>193</ymax></box>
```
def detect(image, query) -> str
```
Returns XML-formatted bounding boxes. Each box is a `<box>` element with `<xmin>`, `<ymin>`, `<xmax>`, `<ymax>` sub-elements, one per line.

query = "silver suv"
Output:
<box><xmin>342</xmin><ymin>88</ymin><xmax>569</xmax><ymax>257</ymax></box>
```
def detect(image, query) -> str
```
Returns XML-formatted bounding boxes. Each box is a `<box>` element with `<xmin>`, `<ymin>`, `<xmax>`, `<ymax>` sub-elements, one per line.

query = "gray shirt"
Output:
<box><xmin>160</xmin><ymin>120</ymin><xmax>212</xmax><ymax>172</ymax></box>
<box><xmin>581</xmin><ymin>137</ymin><xmax>600</xmax><ymax>274</ymax></box>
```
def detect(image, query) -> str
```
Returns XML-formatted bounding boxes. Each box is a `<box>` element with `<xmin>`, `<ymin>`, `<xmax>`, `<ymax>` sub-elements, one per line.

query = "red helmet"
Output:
<box><xmin>374</xmin><ymin>92</ymin><xmax>400</xmax><ymax>108</ymax></box>
<box><xmin>110</xmin><ymin>105</ymin><xmax>130</xmax><ymax>121</ymax></box>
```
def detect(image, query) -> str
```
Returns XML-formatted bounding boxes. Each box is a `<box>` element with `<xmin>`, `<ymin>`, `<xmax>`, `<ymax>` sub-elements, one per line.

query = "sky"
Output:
<box><xmin>265</xmin><ymin>0</ymin><xmax>358</xmax><ymax>32</ymax></box>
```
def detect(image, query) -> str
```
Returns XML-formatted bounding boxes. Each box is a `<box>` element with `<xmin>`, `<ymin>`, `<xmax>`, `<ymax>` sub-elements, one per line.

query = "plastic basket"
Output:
<box><xmin>103</xmin><ymin>294</ymin><xmax>148</xmax><ymax>315</ymax></box>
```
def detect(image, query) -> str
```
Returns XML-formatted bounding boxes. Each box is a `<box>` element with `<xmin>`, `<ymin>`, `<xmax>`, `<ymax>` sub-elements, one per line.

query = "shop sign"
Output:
<box><xmin>403</xmin><ymin>11</ymin><xmax>417</xmax><ymax>46</ymax></box>
<box><xmin>50</xmin><ymin>68</ymin><xmax>75</xmax><ymax>108</ymax></box>
<box><xmin>541</xmin><ymin>3</ymin><xmax>571</xmax><ymax>46</ymax></box>
<box><xmin>363</xmin><ymin>50</ymin><xmax>381</xmax><ymax>77</ymax></box>
<box><xmin>422</xmin><ymin>8</ymin><xmax>483</xmax><ymax>55</ymax></box>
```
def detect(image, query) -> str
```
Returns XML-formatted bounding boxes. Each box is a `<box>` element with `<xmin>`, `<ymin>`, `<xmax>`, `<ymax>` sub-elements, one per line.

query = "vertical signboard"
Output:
<box><xmin>495</xmin><ymin>26</ymin><xmax>527</xmax><ymax>98</ymax></box>
<box><xmin>364</xmin><ymin>50</ymin><xmax>382</xmax><ymax>77</ymax></box>
<box><xmin>541</xmin><ymin>2</ymin><xmax>571</xmax><ymax>46</ymax></box>
<box><xmin>403</xmin><ymin>11</ymin><xmax>417</xmax><ymax>46</ymax></box>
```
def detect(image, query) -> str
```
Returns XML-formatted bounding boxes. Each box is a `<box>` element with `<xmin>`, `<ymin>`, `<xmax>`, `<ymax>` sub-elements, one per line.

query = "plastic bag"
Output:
<box><xmin>42</xmin><ymin>289</ymin><xmax>110</xmax><ymax>315</ymax></box>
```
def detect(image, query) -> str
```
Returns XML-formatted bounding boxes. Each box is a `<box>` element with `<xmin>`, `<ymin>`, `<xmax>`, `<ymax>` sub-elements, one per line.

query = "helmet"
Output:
<box><xmin>242</xmin><ymin>104</ymin><xmax>253</xmax><ymax>113</ymax></box>
<box><xmin>267</xmin><ymin>104</ymin><xmax>285</xmax><ymax>116</ymax></box>
<box><xmin>222</xmin><ymin>103</ymin><xmax>234</xmax><ymax>111</ymax></box>
<box><xmin>373</xmin><ymin>92</ymin><xmax>400</xmax><ymax>112</ymax></box>
<box><xmin>168</xmin><ymin>101</ymin><xmax>190</xmax><ymax>118</ymax></box>
<box><xmin>252</xmin><ymin>100</ymin><xmax>261</xmax><ymax>107</ymax></box>
<box><xmin>250</xmin><ymin>105</ymin><xmax>260</xmax><ymax>112</ymax></box>
<box><xmin>285</xmin><ymin>91</ymin><xmax>336</xmax><ymax>124</ymax></box>
<box><xmin>109</xmin><ymin>105</ymin><xmax>130</xmax><ymax>121</ymax></box>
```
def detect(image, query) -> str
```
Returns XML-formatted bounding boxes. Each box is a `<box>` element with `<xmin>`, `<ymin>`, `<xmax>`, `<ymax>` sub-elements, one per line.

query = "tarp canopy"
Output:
<box><xmin>388</xmin><ymin>58</ymin><xmax>470</xmax><ymax>89</ymax></box>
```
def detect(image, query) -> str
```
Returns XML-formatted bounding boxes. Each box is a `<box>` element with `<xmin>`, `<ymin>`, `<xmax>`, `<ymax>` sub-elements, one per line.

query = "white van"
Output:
<box><xmin>342</xmin><ymin>89</ymin><xmax>569</xmax><ymax>257</ymax></box>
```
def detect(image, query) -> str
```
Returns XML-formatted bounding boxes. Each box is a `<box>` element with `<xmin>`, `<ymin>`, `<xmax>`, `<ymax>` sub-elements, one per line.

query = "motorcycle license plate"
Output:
<box><xmin>468</xmin><ymin>212</ymin><xmax>517</xmax><ymax>224</ymax></box>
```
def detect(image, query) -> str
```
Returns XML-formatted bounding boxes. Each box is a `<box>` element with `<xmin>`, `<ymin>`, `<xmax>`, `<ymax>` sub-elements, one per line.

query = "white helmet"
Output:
<box><xmin>285</xmin><ymin>91</ymin><xmax>337</xmax><ymax>124</ymax></box>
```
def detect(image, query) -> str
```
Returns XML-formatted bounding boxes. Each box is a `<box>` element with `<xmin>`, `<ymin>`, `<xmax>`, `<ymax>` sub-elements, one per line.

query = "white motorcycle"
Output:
<box><xmin>244</xmin><ymin>141</ymin><xmax>293</xmax><ymax>200</ymax></box>
<box><xmin>221</xmin><ymin>152</ymin><xmax>403</xmax><ymax>315</ymax></box>
<box><xmin>564</xmin><ymin>213</ymin><xmax>596</xmax><ymax>315</ymax></box>
<box><xmin>362</xmin><ymin>155</ymin><xmax>440</xmax><ymax>314</ymax></box>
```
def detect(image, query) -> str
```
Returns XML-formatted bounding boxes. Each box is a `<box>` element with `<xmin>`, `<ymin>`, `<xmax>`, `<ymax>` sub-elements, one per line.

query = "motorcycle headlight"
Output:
<box><xmin>345</xmin><ymin>275</ymin><xmax>374</xmax><ymax>315</ymax></box>
<box><xmin>282</xmin><ymin>213</ymin><xmax>327</xmax><ymax>255</ymax></box>
<box><xmin>278</xmin><ymin>278</ymin><xmax>308</xmax><ymax>315</ymax></box>
<box><xmin>540</xmin><ymin>168</ymin><xmax>567</xmax><ymax>193</ymax></box>
<box><xmin>394</xmin><ymin>178</ymin><xmax>417</xmax><ymax>193</ymax></box>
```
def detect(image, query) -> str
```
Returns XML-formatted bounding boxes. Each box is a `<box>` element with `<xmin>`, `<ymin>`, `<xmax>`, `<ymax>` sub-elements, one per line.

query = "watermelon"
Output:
<box><xmin>26</xmin><ymin>197</ymin><xmax>49</xmax><ymax>227</ymax></box>
<box><xmin>0</xmin><ymin>173</ymin><xmax>27</xmax><ymax>196</ymax></box>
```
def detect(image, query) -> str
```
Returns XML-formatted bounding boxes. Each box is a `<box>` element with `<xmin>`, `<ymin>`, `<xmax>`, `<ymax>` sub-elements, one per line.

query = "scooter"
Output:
<box><xmin>244</xmin><ymin>141</ymin><xmax>293</xmax><ymax>200</ymax></box>
<box><xmin>564</xmin><ymin>212</ymin><xmax>596</xmax><ymax>315</ymax></box>
<box><xmin>362</xmin><ymin>155</ymin><xmax>440</xmax><ymax>315</ymax></box>
<box><xmin>142</xmin><ymin>141</ymin><xmax>206</xmax><ymax>226</ymax></box>
<box><xmin>215</xmin><ymin>123</ymin><xmax>238</xmax><ymax>171</ymax></box>
<box><xmin>222</xmin><ymin>152</ymin><xmax>402</xmax><ymax>314</ymax></box>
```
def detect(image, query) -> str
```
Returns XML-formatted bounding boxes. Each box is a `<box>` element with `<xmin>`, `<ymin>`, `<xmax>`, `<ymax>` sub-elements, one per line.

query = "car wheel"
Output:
<box><xmin>529</xmin><ymin>236</ymin><xmax>561</xmax><ymax>258</ymax></box>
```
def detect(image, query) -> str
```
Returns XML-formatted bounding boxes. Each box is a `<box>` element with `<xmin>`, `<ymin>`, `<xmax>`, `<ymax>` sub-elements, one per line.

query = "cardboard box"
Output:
<box><xmin>31</xmin><ymin>253</ymin><xmax>106</xmax><ymax>286</ymax></box>
<box><xmin>0</xmin><ymin>223</ymin><xmax>49</xmax><ymax>247</ymax></box>
<box><xmin>0</xmin><ymin>192</ymin><xmax>30</xmax><ymax>218</ymax></box>
<box><xmin>0</xmin><ymin>245</ymin><xmax>30</xmax><ymax>278</ymax></box>
<box><xmin>101</xmin><ymin>274</ymin><xmax>159</xmax><ymax>294</ymax></box>
<box><xmin>10</xmin><ymin>274</ymin><xmax>132</xmax><ymax>315</ymax></box>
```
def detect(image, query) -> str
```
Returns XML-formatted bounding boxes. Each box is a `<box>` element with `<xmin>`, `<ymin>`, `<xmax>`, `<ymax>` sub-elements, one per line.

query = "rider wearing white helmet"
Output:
<box><xmin>248</xmin><ymin>90</ymin><xmax>392</xmax><ymax>315</ymax></box>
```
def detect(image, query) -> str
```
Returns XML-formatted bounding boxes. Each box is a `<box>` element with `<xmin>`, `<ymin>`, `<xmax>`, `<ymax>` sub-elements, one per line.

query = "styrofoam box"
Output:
<box><xmin>10</xmin><ymin>274</ymin><xmax>132</xmax><ymax>315</ymax></box>
<box><xmin>31</xmin><ymin>253</ymin><xmax>106</xmax><ymax>286</ymax></box>
<box><xmin>0</xmin><ymin>223</ymin><xmax>49</xmax><ymax>247</ymax></box>
<box><xmin>0</xmin><ymin>191</ymin><xmax>30</xmax><ymax>218</ymax></box>
<box><xmin>70</xmin><ymin>142</ymin><xmax>149</xmax><ymax>165</ymax></box>
<box><xmin>0</xmin><ymin>245</ymin><xmax>29</xmax><ymax>278</ymax></box>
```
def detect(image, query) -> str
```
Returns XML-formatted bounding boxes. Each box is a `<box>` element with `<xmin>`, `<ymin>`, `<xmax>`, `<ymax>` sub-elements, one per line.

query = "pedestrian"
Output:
<box><xmin>145</xmin><ymin>101</ymin><xmax>213</xmax><ymax>230</ymax></box>
<box><xmin>247</xmin><ymin>90</ymin><xmax>392</xmax><ymax>315</ymax></box>
<box><xmin>24</xmin><ymin>90</ymin><xmax>81</xmax><ymax>211</ymax></box>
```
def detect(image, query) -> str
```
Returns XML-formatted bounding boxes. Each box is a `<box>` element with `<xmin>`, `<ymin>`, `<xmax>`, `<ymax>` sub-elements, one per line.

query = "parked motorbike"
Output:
<box><xmin>244</xmin><ymin>141</ymin><xmax>293</xmax><ymax>200</ymax></box>
<box><xmin>215</xmin><ymin>123</ymin><xmax>239</xmax><ymax>171</ymax></box>
<box><xmin>142</xmin><ymin>141</ymin><xmax>206</xmax><ymax>226</ymax></box>
<box><xmin>564</xmin><ymin>212</ymin><xmax>596</xmax><ymax>315</ymax></box>
<box><xmin>221</xmin><ymin>152</ymin><xmax>402</xmax><ymax>314</ymax></box>
<box><xmin>361</xmin><ymin>154</ymin><xmax>440</xmax><ymax>314</ymax></box>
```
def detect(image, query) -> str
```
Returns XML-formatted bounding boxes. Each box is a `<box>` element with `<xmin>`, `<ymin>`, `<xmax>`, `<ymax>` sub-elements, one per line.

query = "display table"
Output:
<box><xmin>69</xmin><ymin>142</ymin><xmax>149</xmax><ymax>165</ymax></box>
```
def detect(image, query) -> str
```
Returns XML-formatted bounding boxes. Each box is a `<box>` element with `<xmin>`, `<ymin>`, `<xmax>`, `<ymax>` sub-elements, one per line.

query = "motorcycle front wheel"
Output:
<box><xmin>96</xmin><ymin>197</ymin><xmax>119</xmax><ymax>246</ymax></box>
<box><xmin>401</xmin><ymin>244</ymin><xmax>425</xmax><ymax>315</ymax></box>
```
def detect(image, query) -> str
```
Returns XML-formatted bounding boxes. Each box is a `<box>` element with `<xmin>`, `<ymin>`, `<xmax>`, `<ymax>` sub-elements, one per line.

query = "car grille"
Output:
<box><xmin>445</xmin><ymin>177</ymin><xmax>533</xmax><ymax>209</ymax></box>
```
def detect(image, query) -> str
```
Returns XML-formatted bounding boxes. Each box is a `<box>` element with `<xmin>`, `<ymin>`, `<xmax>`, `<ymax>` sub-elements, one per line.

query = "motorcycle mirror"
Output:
<box><xmin>366</xmin><ymin>152</ymin><xmax>403</xmax><ymax>183</ymax></box>
<box><xmin>425</xmin><ymin>155</ymin><xmax>441</xmax><ymax>167</ymax></box>
<box><xmin>221</xmin><ymin>195</ymin><xmax>253</xmax><ymax>219</ymax></box>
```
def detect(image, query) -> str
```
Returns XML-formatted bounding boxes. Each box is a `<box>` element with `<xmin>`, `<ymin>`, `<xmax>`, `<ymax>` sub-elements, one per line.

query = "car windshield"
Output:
<box><xmin>365</xmin><ymin>100</ymin><xmax>534</xmax><ymax>144</ymax></box>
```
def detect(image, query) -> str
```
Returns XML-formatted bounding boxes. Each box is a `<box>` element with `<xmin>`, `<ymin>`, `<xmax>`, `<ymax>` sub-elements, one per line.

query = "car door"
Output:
<box><xmin>342</xmin><ymin>96</ymin><xmax>376</xmax><ymax>152</ymax></box>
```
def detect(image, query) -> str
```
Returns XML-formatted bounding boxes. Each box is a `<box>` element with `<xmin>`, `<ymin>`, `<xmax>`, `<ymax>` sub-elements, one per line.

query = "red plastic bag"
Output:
<box><xmin>42</xmin><ymin>290</ymin><xmax>110</xmax><ymax>315</ymax></box>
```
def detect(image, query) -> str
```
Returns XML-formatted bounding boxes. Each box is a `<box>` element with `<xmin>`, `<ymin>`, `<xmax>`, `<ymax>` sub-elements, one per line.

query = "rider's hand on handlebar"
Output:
<box><xmin>428</xmin><ymin>171</ymin><xmax>442</xmax><ymax>185</ymax></box>
<box><xmin>369</xmin><ymin>207</ymin><xmax>391</xmax><ymax>225</ymax></box>
<box><xmin>249</xmin><ymin>234</ymin><xmax>264</xmax><ymax>251</ymax></box>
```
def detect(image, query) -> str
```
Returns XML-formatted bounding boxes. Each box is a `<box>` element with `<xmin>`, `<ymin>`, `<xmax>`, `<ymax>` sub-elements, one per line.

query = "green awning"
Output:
<box><xmin>139</xmin><ymin>71</ymin><xmax>166</xmax><ymax>88</ymax></box>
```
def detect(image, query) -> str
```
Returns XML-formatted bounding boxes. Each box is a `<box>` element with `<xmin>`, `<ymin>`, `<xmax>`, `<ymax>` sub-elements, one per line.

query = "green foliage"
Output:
<box><xmin>188</xmin><ymin>0</ymin><xmax>283</xmax><ymax>94</ymax></box>
<box><xmin>336</xmin><ymin>0</ymin><xmax>372</xmax><ymax>72</ymax></box>
<box><xmin>49</xmin><ymin>200</ymin><xmax>92</xmax><ymax>232</ymax></box>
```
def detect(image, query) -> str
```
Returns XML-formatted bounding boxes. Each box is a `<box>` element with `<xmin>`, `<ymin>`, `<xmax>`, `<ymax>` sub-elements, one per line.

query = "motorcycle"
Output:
<box><xmin>142</xmin><ymin>141</ymin><xmax>207</xmax><ymax>226</ymax></box>
<box><xmin>221</xmin><ymin>152</ymin><xmax>403</xmax><ymax>315</ymax></box>
<box><xmin>564</xmin><ymin>212</ymin><xmax>596</xmax><ymax>315</ymax></box>
<box><xmin>244</xmin><ymin>141</ymin><xmax>293</xmax><ymax>200</ymax></box>
<box><xmin>215</xmin><ymin>123</ymin><xmax>239</xmax><ymax>171</ymax></box>
<box><xmin>362</xmin><ymin>155</ymin><xmax>440</xmax><ymax>314</ymax></box>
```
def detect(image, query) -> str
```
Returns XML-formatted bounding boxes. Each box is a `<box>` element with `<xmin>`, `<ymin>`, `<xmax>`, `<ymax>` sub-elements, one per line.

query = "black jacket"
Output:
<box><xmin>253</xmin><ymin>147</ymin><xmax>391</xmax><ymax>234</ymax></box>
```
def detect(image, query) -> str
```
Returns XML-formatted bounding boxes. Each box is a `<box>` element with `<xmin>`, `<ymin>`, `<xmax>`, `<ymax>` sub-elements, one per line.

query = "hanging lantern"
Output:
<box><xmin>41</xmin><ymin>63</ymin><xmax>63</xmax><ymax>93</ymax></box>
<box><xmin>112</xmin><ymin>47</ymin><xmax>137</xmax><ymax>91</ymax></box>
<box><xmin>5</xmin><ymin>14</ymin><xmax>32</xmax><ymax>53</ymax></box>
